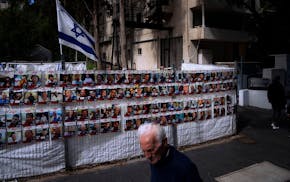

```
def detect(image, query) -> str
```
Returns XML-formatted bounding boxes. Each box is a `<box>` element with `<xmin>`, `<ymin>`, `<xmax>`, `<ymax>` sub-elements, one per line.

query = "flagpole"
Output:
<box><xmin>56</xmin><ymin>0</ymin><xmax>65</xmax><ymax>70</ymax></box>
<box><xmin>59</xmin><ymin>44</ymin><xmax>65</xmax><ymax>70</ymax></box>
<box><xmin>56</xmin><ymin>0</ymin><xmax>70</xmax><ymax>171</ymax></box>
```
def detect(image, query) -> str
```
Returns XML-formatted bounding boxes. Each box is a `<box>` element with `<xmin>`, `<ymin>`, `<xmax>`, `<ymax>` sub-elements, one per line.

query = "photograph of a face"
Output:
<box><xmin>45</xmin><ymin>73</ymin><xmax>58</xmax><ymax>87</ymax></box>
<box><xmin>35</xmin><ymin>128</ymin><xmax>49</xmax><ymax>141</ymax></box>
<box><xmin>49</xmin><ymin>109</ymin><xmax>62</xmax><ymax>124</ymax></box>
<box><xmin>82</xmin><ymin>73</ymin><xmax>95</xmax><ymax>86</ymax></box>
<box><xmin>24</xmin><ymin>91</ymin><xmax>38</xmax><ymax>105</ymax></box>
<box><xmin>7</xmin><ymin>130</ymin><xmax>21</xmax><ymax>144</ymax></box>
<box><xmin>35</xmin><ymin>111</ymin><xmax>49</xmax><ymax>125</ymax></box>
<box><xmin>0</xmin><ymin>89</ymin><xmax>9</xmax><ymax>105</ymax></box>
<box><xmin>50</xmin><ymin>88</ymin><xmax>63</xmax><ymax>104</ymax></box>
<box><xmin>10</xmin><ymin>90</ymin><xmax>23</xmax><ymax>105</ymax></box>
<box><xmin>37</xmin><ymin>90</ymin><xmax>50</xmax><ymax>104</ymax></box>
<box><xmin>125</xmin><ymin>120</ymin><xmax>134</xmax><ymax>131</ymax></box>
<box><xmin>100</xmin><ymin>122</ymin><xmax>111</xmax><ymax>133</ymax></box>
<box><xmin>77</xmin><ymin>123</ymin><xmax>88</xmax><ymax>136</ymax></box>
<box><xmin>27</xmin><ymin>74</ymin><xmax>41</xmax><ymax>89</ymax></box>
<box><xmin>89</xmin><ymin>122</ymin><xmax>100</xmax><ymax>135</ymax></box>
<box><xmin>59</xmin><ymin>74</ymin><xmax>72</xmax><ymax>87</ymax></box>
<box><xmin>14</xmin><ymin>74</ymin><xmax>28</xmax><ymax>89</ymax></box>
<box><xmin>63</xmin><ymin>89</ymin><xmax>77</xmax><ymax>102</ymax></box>
<box><xmin>22</xmin><ymin>129</ymin><xmax>35</xmax><ymax>143</ymax></box>
<box><xmin>50</xmin><ymin>125</ymin><xmax>62</xmax><ymax>140</ymax></box>
<box><xmin>64</xmin><ymin>124</ymin><xmax>76</xmax><ymax>137</ymax></box>
<box><xmin>77</xmin><ymin>88</ymin><xmax>88</xmax><ymax>101</ymax></box>
<box><xmin>6</xmin><ymin>112</ymin><xmax>21</xmax><ymax>128</ymax></box>
<box><xmin>22</xmin><ymin>112</ymin><xmax>35</xmax><ymax>127</ymax></box>
<box><xmin>0</xmin><ymin>76</ymin><xmax>12</xmax><ymax>89</ymax></box>
<box><xmin>64</xmin><ymin>109</ymin><xmax>77</xmax><ymax>123</ymax></box>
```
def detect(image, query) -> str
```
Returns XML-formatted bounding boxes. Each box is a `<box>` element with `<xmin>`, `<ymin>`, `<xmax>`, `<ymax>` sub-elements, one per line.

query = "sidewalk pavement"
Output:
<box><xmin>26</xmin><ymin>106</ymin><xmax>290</xmax><ymax>182</ymax></box>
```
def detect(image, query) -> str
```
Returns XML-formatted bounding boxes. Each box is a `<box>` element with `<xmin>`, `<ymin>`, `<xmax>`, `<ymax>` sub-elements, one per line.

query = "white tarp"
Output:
<box><xmin>182</xmin><ymin>63</ymin><xmax>234</xmax><ymax>71</ymax></box>
<box><xmin>0</xmin><ymin>140</ymin><xmax>65</xmax><ymax>179</ymax></box>
<box><xmin>0</xmin><ymin>62</ymin><xmax>86</xmax><ymax>72</ymax></box>
<box><xmin>67</xmin><ymin>125</ymin><xmax>174</xmax><ymax>167</ymax></box>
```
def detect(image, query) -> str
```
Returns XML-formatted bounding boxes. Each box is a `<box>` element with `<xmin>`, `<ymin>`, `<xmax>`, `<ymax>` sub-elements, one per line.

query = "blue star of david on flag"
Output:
<box><xmin>71</xmin><ymin>23</ymin><xmax>85</xmax><ymax>38</ymax></box>
<box><xmin>56</xmin><ymin>1</ymin><xmax>98</xmax><ymax>61</ymax></box>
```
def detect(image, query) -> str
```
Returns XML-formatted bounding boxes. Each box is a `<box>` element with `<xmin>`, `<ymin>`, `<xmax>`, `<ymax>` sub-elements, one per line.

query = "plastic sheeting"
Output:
<box><xmin>67</xmin><ymin>125</ymin><xmax>174</xmax><ymax>167</ymax></box>
<box><xmin>0</xmin><ymin>115</ymin><xmax>235</xmax><ymax>180</ymax></box>
<box><xmin>177</xmin><ymin>115</ymin><xmax>236</xmax><ymax>147</ymax></box>
<box><xmin>67</xmin><ymin>116</ymin><xmax>236</xmax><ymax>168</ymax></box>
<box><xmin>182</xmin><ymin>63</ymin><xmax>234</xmax><ymax>71</ymax></box>
<box><xmin>0</xmin><ymin>140</ymin><xmax>65</xmax><ymax>180</ymax></box>
<box><xmin>0</xmin><ymin>62</ymin><xmax>86</xmax><ymax>72</ymax></box>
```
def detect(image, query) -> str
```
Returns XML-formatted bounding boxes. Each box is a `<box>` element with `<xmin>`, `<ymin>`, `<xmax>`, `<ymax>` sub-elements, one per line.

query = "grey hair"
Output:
<box><xmin>137</xmin><ymin>123</ymin><xmax>166</xmax><ymax>144</ymax></box>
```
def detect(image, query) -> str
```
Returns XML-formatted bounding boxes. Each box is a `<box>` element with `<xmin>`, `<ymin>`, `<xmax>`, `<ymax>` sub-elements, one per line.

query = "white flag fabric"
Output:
<box><xmin>56</xmin><ymin>1</ymin><xmax>98</xmax><ymax>61</ymax></box>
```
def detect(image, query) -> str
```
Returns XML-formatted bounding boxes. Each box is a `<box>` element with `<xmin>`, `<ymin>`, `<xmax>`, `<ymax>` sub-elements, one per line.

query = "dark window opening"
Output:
<box><xmin>205</xmin><ymin>11</ymin><xmax>246</xmax><ymax>30</ymax></box>
<box><xmin>138</xmin><ymin>48</ymin><xmax>142</xmax><ymax>55</ymax></box>
<box><xmin>191</xmin><ymin>6</ymin><xmax>202</xmax><ymax>27</ymax></box>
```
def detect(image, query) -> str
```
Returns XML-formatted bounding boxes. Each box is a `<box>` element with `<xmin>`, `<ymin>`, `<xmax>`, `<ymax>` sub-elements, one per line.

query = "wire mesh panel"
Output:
<box><xmin>0</xmin><ymin>140</ymin><xmax>65</xmax><ymax>180</ymax></box>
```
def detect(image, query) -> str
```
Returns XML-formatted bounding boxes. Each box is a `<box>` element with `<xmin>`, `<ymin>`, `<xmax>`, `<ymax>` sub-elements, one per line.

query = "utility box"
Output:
<box><xmin>238</xmin><ymin>89</ymin><xmax>249</xmax><ymax>106</ymax></box>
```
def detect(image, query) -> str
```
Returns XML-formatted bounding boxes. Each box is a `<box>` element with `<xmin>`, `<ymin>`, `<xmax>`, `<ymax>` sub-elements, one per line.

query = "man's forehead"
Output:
<box><xmin>140</xmin><ymin>132</ymin><xmax>157</xmax><ymax>143</ymax></box>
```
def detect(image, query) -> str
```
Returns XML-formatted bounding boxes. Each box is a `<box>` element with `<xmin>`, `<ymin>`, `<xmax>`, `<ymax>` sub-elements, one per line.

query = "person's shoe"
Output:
<box><xmin>272</xmin><ymin>125</ymin><xmax>279</xmax><ymax>130</ymax></box>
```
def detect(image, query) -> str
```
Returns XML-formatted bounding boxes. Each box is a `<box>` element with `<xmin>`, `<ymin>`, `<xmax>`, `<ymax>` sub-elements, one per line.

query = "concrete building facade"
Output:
<box><xmin>98</xmin><ymin>0</ymin><xmax>255</xmax><ymax>70</ymax></box>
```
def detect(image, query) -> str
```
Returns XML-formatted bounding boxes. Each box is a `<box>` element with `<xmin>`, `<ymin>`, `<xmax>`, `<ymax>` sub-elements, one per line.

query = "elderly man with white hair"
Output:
<box><xmin>137</xmin><ymin>122</ymin><xmax>202</xmax><ymax>182</ymax></box>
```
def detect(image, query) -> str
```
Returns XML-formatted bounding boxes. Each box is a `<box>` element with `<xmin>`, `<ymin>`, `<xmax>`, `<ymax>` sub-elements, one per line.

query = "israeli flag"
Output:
<box><xmin>56</xmin><ymin>1</ymin><xmax>98</xmax><ymax>61</ymax></box>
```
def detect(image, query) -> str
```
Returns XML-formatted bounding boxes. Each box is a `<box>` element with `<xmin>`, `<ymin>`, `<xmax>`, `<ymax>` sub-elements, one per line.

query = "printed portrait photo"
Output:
<box><xmin>50</xmin><ymin>125</ymin><xmax>62</xmax><ymax>140</ymax></box>
<box><xmin>22</xmin><ymin>129</ymin><xmax>35</xmax><ymax>143</ymax></box>
<box><xmin>10</xmin><ymin>91</ymin><xmax>23</xmax><ymax>105</ymax></box>
<box><xmin>82</xmin><ymin>73</ymin><xmax>95</xmax><ymax>86</ymax></box>
<box><xmin>14</xmin><ymin>74</ymin><xmax>28</xmax><ymax>89</ymax></box>
<box><xmin>24</xmin><ymin>91</ymin><xmax>38</xmax><ymax>105</ymax></box>
<box><xmin>72</xmin><ymin>73</ymin><xmax>82</xmax><ymax>86</ymax></box>
<box><xmin>27</xmin><ymin>74</ymin><xmax>41</xmax><ymax>89</ymax></box>
<box><xmin>89</xmin><ymin>122</ymin><xmax>100</xmax><ymax>135</ymax></box>
<box><xmin>64</xmin><ymin>124</ymin><xmax>76</xmax><ymax>137</ymax></box>
<box><xmin>7</xmin><ymin>130</ymin><xmax>21</xmax><ymax>144</ymax></box>
<box><xmin>35</xmin><ymin>112</ymin><xmax>49</xmax><ymax>125</ymax></box>
<box><xmin>77</xmin><ymin>123</ymin><xmax>88</xmax><ymax>136</ymax></box>
<box><xmin>6</xmin><ymin>112</ymin><xmax>21</xmax><ymax>128</ymax></box>
<box><xmin>38</xmin><ymin>90</ymin><xmax>50</xmax><ymax>104</ymax></box>
<box><xmin>35</xmin><ymin>128</ymin><xmax>49</xmax><ymax>141</ymax></box>
<box><xmin>45</xmin><ymin>73</ymin><xmax>58</xmax><ymax>87</ymax></box>
<box><xmin>0</xmin><ymin>89</ymin><xmax>9</xmax><ymax>105</ymax></box>
<box><xmin>0</xmin><ymin>76</ymin><xmax>12</xmax><ymax>89</ymax></box>
<box><xmin>49</xmin><ymin>109</ymin><xmax>62</xmax><ymax>124</ymax></box>
<box><xmin>59</xmin><ymin>74</ymin><xmax>72</xmax><ymax>86</ymax></box>
<box><xmin>22</xmin><ymin>112</ymin><xmax>35</xmax><ymax>127</ymax></box>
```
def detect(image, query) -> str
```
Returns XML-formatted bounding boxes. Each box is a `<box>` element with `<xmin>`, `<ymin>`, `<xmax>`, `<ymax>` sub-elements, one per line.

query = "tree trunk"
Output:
<box><xmin>93</xmin><ymin>0</ymin><xmax>101</xmax><ymax>69</ymax></box>
<box><xmin>119</xmin><ymin>0</ymin><xmax>127</xmax><ymax>69</ymax></box>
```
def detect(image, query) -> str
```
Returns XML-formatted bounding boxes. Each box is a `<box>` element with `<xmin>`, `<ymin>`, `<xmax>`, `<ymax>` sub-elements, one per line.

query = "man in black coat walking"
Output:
<box><xmin>267</xmin><ymin>76</ymin><xmax>286</xmax><ymax>129</ymax></box>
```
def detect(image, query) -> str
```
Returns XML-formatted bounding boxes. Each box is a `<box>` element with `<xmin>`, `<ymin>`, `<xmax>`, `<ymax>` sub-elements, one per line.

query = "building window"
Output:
<box><xmin>191</xmin><ymin>6</ymin><xmax>202</xmax><ymax>27</ymax></box>
<box><xmin>102</xmin><ymin>53</ymin><xmax>106</xmax><ymax>60</ymax></box>
<box><xmin>138</xmin><ymin>48</ymin><xmax>142</xmax><ymax>55</ymax></box>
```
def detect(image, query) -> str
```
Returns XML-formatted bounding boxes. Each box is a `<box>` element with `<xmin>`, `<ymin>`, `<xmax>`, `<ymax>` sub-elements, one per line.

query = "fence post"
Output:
<box><xmin>172</xmin><ymin>123</ymin><xmax>178</xmax><ymax>148</ymax></box>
